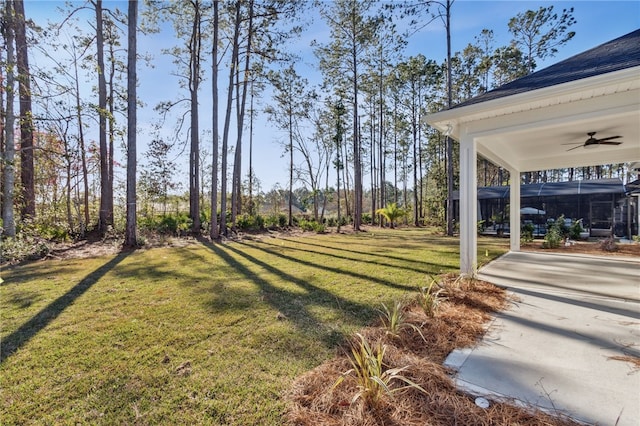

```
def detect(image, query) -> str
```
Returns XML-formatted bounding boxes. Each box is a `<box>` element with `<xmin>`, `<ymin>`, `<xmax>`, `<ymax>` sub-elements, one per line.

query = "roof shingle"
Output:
<box><xmin>450</xmin><ymin>29</ymin><xmax>640</xmax><ymax>110</ymax></box>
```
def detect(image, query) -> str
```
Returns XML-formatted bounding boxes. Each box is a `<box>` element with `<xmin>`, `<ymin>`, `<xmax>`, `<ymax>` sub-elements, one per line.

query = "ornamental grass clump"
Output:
<box><xmin>378</xmin><ymin>300</ymin><xmax>425</xmax><ymax>341</ymax></box>
<box><xmin>332</xmin><ymin>333</ymin><xmax>426</xmax><ymax>407</ymax></box>
<box><xmin>417</xmin><ymin>276</ymin><xmax>445</xmax><ymax>317</ymax></box>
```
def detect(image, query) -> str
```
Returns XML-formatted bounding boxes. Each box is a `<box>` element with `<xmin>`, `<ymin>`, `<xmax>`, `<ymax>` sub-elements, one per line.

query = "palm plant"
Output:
<box><xmin>375</xmin><ymin>202</ymin><xmax>406</xmax><ymax>228</ymax></box>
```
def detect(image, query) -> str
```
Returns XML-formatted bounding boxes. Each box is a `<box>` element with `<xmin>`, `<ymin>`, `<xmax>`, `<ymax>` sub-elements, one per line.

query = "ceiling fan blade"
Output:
<box><xmin>599</xmin><ymin>141</ymin><xmax>622</xmax><ymax>145</ymax></box>
<box><xmin>566</xmin><ymin>145</ymin><xmax>583</xmax><ymax>151</ymax></box>
<box><xmin>595</xmin><ymin>135</ymin><xmax>622</xmax><ymax>142</ymax></box>
<box><xmin>561</xmin><ymin>142</ymin><xmax>582</xmax><ymax>145</ymax></box>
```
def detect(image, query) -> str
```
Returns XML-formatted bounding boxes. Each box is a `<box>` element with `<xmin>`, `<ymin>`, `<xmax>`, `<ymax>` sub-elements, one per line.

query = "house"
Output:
<box><xmin>426</xmin><ymin>29</ymin><xmax>640</xmax><ymax>274</ymax></box>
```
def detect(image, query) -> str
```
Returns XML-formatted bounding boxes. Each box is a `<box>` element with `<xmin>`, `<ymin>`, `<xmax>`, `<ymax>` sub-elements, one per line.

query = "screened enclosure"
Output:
<box><xmin>452</xmin><ymin>178</ymin><xmax>637</xmax><ymax>238</ymax></box>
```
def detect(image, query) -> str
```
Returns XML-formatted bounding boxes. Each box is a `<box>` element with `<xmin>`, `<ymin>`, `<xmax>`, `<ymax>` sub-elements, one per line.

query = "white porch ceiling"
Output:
<box><xmin>428</xmin><ymin>66</ymin><xmax>640</xmax><ymax>173</ymax></box>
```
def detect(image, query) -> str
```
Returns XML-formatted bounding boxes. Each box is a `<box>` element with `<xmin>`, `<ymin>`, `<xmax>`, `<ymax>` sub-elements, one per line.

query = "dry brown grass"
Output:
<box><xmin>286</xmin><ymin>275</ymin><xmax>580</xmax><ymax>426</ymax></box>
<box><xmin>608</xmin><ymin>355</ymin><xmax>640</xmax><ymax>371</ymax></box>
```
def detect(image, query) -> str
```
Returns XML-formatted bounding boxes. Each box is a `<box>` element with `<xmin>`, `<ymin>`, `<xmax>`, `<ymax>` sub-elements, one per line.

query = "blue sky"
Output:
<box><xmin>23</xmin><ymin>1</ymin><xmax>640</xmax><ymax>193</ymax></box>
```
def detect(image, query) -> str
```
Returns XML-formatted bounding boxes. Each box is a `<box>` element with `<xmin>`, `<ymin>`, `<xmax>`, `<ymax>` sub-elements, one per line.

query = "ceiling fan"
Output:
<box><xmin>564</xmin><ymin>132</ymin><xmax>623</xmax><ymax>151</ymax></box>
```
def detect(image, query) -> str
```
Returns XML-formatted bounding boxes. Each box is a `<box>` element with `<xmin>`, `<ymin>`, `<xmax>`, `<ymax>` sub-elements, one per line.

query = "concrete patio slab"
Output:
<box><xmin>445</xmin><ymin>251</ymin><xmax>640</xmax><ymax>425</ymax></box>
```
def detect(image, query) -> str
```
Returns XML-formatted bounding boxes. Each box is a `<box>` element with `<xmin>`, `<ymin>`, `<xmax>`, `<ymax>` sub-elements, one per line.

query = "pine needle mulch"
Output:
<box><xmin>285</xmin><ymin>275</ymin><xmax>580</xmax><ymax>426</ymax></box>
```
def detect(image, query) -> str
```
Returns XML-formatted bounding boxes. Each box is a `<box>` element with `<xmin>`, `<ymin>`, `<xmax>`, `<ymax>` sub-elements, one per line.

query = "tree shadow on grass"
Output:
<box><xmin>279</xmin><ymin>235</ymin><xmax>460</xmax><ymax>269</ymax></box>
<box><xmin>280</xmin><ymin>234</ymin><xmax>460</xmax><ymax>273</ymax></box>
<box><xmin>198</xmin><ymin>238</ymin><xmax>377</xmax><ymax>349</ymax></box>
<box><xmin>255</xmin><ymin>238</ymin><xmax>453</xmax><ymax>276</ymax></box>
<box><xmin>236</xmin><ymin>240</ymin><xmax>418</xmax><ymax>292</ymax></box>
<box><xmin>1</xmin><ymin>252</ymin><xmax>130</xmax><ymax>364</ymax></box>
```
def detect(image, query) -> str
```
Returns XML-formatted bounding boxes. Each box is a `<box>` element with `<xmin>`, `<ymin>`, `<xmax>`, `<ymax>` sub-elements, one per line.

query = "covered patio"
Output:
<box><xmin>446</xmin><ymin>251</ymin><xmax>640</xmax><ymax>425</ymax></box>
<box><xmin>426</xmin><ymin>29</ymin><xmax>640</xmax><ymax>274</ymax></box>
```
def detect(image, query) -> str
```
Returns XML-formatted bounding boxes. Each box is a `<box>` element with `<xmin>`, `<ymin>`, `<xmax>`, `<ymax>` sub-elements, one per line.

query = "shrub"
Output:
<box><xmin>0</xmin><ymin>231</ymin><xmax>51</xmax><ymax>264</ymax></box>
<box><xmin>521</xmin><ymin>223</ymin><xmax>534</xmax><ymax>243</ymax></box>
<box><xmin>325</xmin><ymin>216</ymin><xmax>348</xmax><ymax>228</ymax></box>
<box><xmin>200</xmin><ymin>209</ymin><xmax>210</xmax><ymax>230</ymax></box>
<box><xmin>265</xmin><ymin>213</ymin><xmax>288</xmax><ymax>229</ymax></box>
<box><xmin>139</xmin><ymin>213</ymin><xmax>192</xmax><ymax>235</ymax></box>
<box><xmin>313</xmin><ymin>223</ymin><xmax>326</xmax><ymax>233</ymax></box>
<box><xmin>298</xmin><ymin>219</ymin><xmax>312</xmax><ymax>231</ymax></box>
<box><xmin>542</xmin><ymin>226</ymin><xmax>562</xmax><ymax>248</ymax></box>
<box><xmin>543</xmin><ymin>216</ymin><xmax>565</xmax><ymax>249</ymax></box>
<box><xmin>569</xmin><ymin>219</ymin><xmax>584</xmax><ymax>240</ymax></box>
<box><xmin>139</xmin><ymin>215</ymin><xmax>158</xmax><ymax>231</ymax></box>
<box><xmin>35</xmin><ymin>223</ymin><xmax>70</xmax><ymax>242</ymax></box>
<box><xmin>237</xmin><ymin>214</ymin><xmax>264</xmax><ymax>231</ymax></box>
<box><xmin>298</xmin><ymin>219</ymin><xmax>326</xmax><ymax>234</ymax></box>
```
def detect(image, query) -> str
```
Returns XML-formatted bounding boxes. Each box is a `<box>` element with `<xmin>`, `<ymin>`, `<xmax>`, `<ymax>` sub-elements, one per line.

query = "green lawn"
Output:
<box><xmin>0</xmin><ymin>228</ymin><xmax>507</xmax><ymax>425</ymax></box>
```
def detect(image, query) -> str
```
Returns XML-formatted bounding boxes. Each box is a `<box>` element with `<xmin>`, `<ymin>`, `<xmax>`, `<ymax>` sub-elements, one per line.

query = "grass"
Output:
<box><xmin>1</xmin><ymin>228</ymin><xmax>507</xmax><ymax>425</ymax></box>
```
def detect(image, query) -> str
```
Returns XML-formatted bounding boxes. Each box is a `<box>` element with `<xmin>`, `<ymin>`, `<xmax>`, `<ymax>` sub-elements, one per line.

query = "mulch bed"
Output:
<box><xmin>286</xmin><ymin>275</ymin><xmax>581</xmax><ymax>426</ymax></box>
<box><xmin>522</xmin><ymin>239</ymin><xmax>640</xmax><ymax>258</ymax></box>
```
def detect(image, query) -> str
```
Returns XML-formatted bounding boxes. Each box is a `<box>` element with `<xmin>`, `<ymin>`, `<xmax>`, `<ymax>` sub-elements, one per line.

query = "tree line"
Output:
<box><xmin>3</xmin><ymin>0</ymin><xmax>632</xmax><ymax>249</ymax></box>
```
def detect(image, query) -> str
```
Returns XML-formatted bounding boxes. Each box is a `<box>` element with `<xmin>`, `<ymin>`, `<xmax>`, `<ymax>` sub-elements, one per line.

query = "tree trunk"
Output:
<box><xmin>352</xmin><ymin>36</ymin><xmax>362</xmax><ymax>231</ymax></box>
<box><xmin>445</xmin><ymin>0</ymin><xmax>454</xmax><ymax>236</ymax></box>
<box><xmin>65</xmin><ymin>151</ymin><xmax>74</xmax><ymax>234</ymax></box>
<box><xmin>210</xmin><ymin>0</ymin><xmax>219</xmax><ymax>239</ymax></box>
<box><xmin>342</xmin><ymin>138</ymin><xmax>351</xmax><ymax>219</ymax></box>
<box><xmin>14</xmin><ymin>0</ymin><xmax>35</xmax><ymax>220</ymax></box>
<box><xmin>220</xmin><ymin>1</ymin><xmax>241</xmax><ymax>237</ymax></box>
<box><xmin>2</xmin><ymin>0</ymin><xmax>17</xmax><ymax>237</ymax></box>
<box><xmin>248</xmin><ymin>80</ymin><xmax>254</xmax><ymax>216</ymax></box>
<box><xmin>288</xmin><ymin>106</ymin><xmax>293</xmax><ymax>226</ymax></box>
<box><xmin>232</xmin><ymin>0</ymin><xmax>254</xmax><ymax>230</ymax></box>
<box><xmin>378</xmin><ymin>58</ymin><xmax>385</xmax><ymax>222</ymax></box>
<box><xmin>189</xmin><ymin>1</ymin><xmax>202</xmax><ymax>235</ymax></box>
<box><xmin>73</xmin><ymin>46</ymin><xmax>90</xmax><ymax>234</ymax></box>
<box><xmin>95</xmin><ymin>0</ymin><xmax>112</xmax><ymax>233</ymax></box>
<box><xmin>393</xmin><ymin>94</ymin><xmax>398</xmax><ymax>205</ymax></box>
<box><xmin>369</xmin><ymin>112</ymin><xmax>375</xmax><ymax>224</ymax></box>
<box><xmin>412</xmin><ymin>83</ymin><xmax>419</xmax><ymax>226</ymax></box>
<box><xmin>107</xmin><ymin>31</ymin><xmax>116</xmax><ymax>231</ymax></box>
<box><xmin>124</xmin><ymin>0</ymin><xmax>138</xmax><ymax>248</ymax></box>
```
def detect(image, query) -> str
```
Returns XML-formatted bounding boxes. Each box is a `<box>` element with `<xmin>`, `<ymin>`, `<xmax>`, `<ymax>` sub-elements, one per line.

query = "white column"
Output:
<box><xmin>459</xmin><ymin>135</ymin><xmax>477</xmax><ymax>276</ymax></box>
<box><xmin>509</xmin><ymin>169</ymin><xmax>521</xmax><ymax>252</ymax></box>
